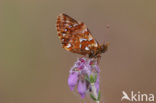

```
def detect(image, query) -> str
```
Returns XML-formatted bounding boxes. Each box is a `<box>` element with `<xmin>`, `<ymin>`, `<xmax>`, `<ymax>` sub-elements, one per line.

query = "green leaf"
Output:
<box><xmin>89</xmin><ymin>74</ymin><xmax>97</xmax><ymax>83</ymax></box>
<box><xmin>97</xmin><ymin>91</ymin><xmax>101</xmax><ymax>100</ymax></box>
<box><xmin>90</xmin><ymin>75</ymin><xmax>95</xmax><ymax>83</ymax></box>
<box><xmin>90</xmin><ymin>93</ymin><xmax>97</xmax><ymax>101</ymax></box>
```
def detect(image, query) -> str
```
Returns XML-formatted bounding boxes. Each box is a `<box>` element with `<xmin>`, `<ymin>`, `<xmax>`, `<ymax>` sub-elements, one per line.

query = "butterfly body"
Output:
<box><xmin>56</xmin><ymin>13</ymin><xmax>108</xmax><ymax>58</ymax></box>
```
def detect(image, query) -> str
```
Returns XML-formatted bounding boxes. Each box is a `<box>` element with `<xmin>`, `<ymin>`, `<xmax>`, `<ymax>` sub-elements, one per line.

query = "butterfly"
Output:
<box><xmin>56</xmin><ymin>13</ymin><xmax>108</xmax><ymax>58</ymax></box>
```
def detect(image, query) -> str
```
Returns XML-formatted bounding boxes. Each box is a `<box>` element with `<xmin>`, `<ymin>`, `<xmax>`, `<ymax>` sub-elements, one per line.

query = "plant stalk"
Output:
<box><xmin>91</xmin><ymin>83</ymin><xmax>100</xmax><ymax>103</ymax></box>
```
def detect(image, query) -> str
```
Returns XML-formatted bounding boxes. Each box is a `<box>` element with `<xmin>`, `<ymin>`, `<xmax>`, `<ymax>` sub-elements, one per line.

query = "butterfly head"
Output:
<box><xmin>99</xmin><ymin>43</ymin><xmax>109</xmax><ymax>54</ymax></box>
<box><xmin>89</xmin><ymin>43</ymin><xmax>108</xmax><ymax>58</ymax></box>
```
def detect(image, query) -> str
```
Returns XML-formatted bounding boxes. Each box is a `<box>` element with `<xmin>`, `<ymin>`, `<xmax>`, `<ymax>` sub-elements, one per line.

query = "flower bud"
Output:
<box><xmin>68</xmin><ymin>72</ymin><xmax>78</xmax><ymax>91</ymax></box>
<box><xmin>77</xmin><ymin>80</ymin><xmax>87</xmax><ymax>98</ymax></box>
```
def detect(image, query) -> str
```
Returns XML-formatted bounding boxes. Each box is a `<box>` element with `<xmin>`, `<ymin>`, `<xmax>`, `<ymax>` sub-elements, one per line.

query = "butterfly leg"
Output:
<box><xmin>97</xmin><ymin>55</ymin><xmax>101</xmax><ymax>64</ymax></box>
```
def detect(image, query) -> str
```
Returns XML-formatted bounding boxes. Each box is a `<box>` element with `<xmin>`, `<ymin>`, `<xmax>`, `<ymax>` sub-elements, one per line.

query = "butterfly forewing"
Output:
<box><xmin>56</xmin><ymin>13</ymin><xmax>99</xmax><ymax>55</ymax></box>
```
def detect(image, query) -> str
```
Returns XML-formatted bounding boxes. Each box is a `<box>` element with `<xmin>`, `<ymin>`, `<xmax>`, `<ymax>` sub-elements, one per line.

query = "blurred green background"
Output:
<box><xmin>0</xmin><ymin>0</ymin><xmax>156</xmax><ymax>103</ymax></box>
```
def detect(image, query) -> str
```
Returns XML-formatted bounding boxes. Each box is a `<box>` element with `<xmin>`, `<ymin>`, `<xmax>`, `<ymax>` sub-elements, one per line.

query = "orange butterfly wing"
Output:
<box><xmin>56</xmin><ymin>13</ymin><xmax>99</xmax><ymax>55</ymax></box>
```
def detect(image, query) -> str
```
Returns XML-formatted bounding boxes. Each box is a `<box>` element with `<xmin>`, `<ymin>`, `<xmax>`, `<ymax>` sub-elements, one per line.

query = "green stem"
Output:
<box><xmin>91</xmin><ymin>83</ymin><xmax>100</xmax><ymax>103</ymax></box>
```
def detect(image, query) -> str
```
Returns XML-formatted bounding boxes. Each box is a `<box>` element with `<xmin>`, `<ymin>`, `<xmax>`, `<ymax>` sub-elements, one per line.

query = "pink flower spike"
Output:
<box><xmin>68</xmin><ymin>57</ymin><xmax>101</xmax><ymax>99</ymax></box>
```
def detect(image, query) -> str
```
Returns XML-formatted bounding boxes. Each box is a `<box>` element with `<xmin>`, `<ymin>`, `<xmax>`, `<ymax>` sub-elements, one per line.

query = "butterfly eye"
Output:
<box><xmin>100</xmin><ymin>44</ymin><xmax>108</xmax><ymax>53</ymax></box>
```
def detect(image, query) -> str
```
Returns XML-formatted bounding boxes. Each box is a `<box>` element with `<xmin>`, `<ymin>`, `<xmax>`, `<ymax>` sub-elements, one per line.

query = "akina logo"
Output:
<box><xmin>121</xmin><ymin>91</ymin><xmax>154</xmax><ymax>102</ymax></box>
